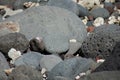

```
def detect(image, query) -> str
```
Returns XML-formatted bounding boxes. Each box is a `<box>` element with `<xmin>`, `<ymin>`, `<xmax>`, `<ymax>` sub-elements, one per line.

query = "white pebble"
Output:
<box><xmin>97</xmin><ymin>59</ymin><xmax>105</xmax><ymax>63</ymax></box>
<box><xmin>69</xmin><ymin>39</ymin><xmax>77</xmax><ymax>43</ymax></box>
<box><xmin>108</xmin><ymin>16</ymin><xmax>117</xmax><ymax>24</ymax></box>
<box><xmin>93</xmin><ymin>17</ymin><xmax>104</xmax><ymax>27</ymax></box>
<box><xmin>41</xmin><ymin>68</ymin><xmax>47</xmax><ymax>74</ymax></box>
<box><xmin>8</xmin><ymin>48</ymin><xmax>21</xmax><ymax>64</ymax></box>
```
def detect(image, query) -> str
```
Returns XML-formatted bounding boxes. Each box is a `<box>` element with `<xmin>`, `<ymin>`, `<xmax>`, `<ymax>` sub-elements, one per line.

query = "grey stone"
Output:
<box><xmin>47</xmin><ymin>0</ymin><xmax>79</xmax><ymax>15</ymax></box>
<box><xmin>47</xmin><ymin>57</ymin><xmax>96</xmax><ymax>79</ymax></box>
<box><xmin>77</xmin><ymin>4</ymin><xmax>89</xmax><ymax>17</ymax></box>
<box><xmin>40</xmin><ymin>55</ymin><xmax>62</xmax><ymax>71</ymax></box>
<box><xmin>8</xmin><ymin>65</ymin><xmax>43</xmax><ymax>80</ymax></box>
<box><xmin>90</xmin><ymin>8</ymin><xmax>110</xmax><ymax>19</ymax></box>
<box><xmin>81</xmin><ymin>24</ymin><xmax>120</xmax><ymax>59</ymax></box>
<box><xmin>15</xmin><ymin>51</ymin><xmax>43</xmax><ymax>69</ymax></box>
<box><xmin>80</xmin><ymin>71</ymin><xmax>120</xmax><ymax>80</ymax></box>
<box><xmin>43</xmin><ymin>34</ymin><xmax>69</xmax><ymax>54</ymax></box>
<box><xmin>0</xmin><ymin>33</ymin><xmax>29</xmax><ymax>58</ymax></box>
<box><xmin>4</xmin><ymin>6</ymin><xmax>87</xmax><ymax>54</ymax></box>
<box><xmin>0</xmin><ymin>52</ymin><xmax>10</xmax><ymax>69</ymax></box>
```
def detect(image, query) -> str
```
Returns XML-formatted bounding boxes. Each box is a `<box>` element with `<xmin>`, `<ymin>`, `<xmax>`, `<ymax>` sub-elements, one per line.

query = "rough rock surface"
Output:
<box><xmin>15</xmin><ymin>51</ymin><xmax>43</xmax><ymax>69</ymax></box>
<box><xmin>90</xmin><ymin>8</ymin><xmax>110</xmax><ymax>19</ymax></box>
<box><xmin>81</xmin><ymin>33</ymin><xmax>115</xmax><ymax>59</ymax></box>
<box><xmin>80</xmin><ymin>71</ymin><xmax>120</xmax><ymax>80</ymax></box>
<box><xmin>93</xmin><ymin>42</ymin><xmax>120</xmax><ymax>72</ymax></box>
<box><xmin>8</xmin><ymin>65</ymin><xmax>43</xmax><ymax>80</ymax></box>
<box><xmin>40</xmin><ymin>55</ymin><xmax>62</xmax><ymax>71</ymax></box>
<box><xmin>0</xmin><ymin>33</ymin><xmax>29</xmax><ymax>57</ymax></box>
<box><xmin>47</xmin><ymin>57</ymin><xmax>96</xmax><ymax>80</ymax></box>
<box><xmin>47</xmin><ymin>0</ymin><xmax>79</xmax><ymax>15</ymax></box>
<box><xmin>93</xmin><ymin>24</ymin><xmax>120</xmax><ymax>42</ymax></box>
<box><xmin>81</xmin><ymin>24</ymin><xmax>120</xmax><ymax>59</ymax></box>
<box><xmin>5</xmin><ymin>6</ymin><xmax>87</xmax><ymax>54</ymax></box>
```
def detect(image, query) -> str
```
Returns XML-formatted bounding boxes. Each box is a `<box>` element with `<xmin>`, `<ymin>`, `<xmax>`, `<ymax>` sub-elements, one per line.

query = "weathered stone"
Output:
<box><xmin>81</xmin><ymin>33</ymin><xmax>115</xmax><ymax>59</ymax></box>
<box><xmin>81</xmin><ymin>24</ymin><xmax>120</xmax><ymax>59</ymax></box>
<box><xmin>4</xmin><ymin>6</ymin><xmax>87</xmax><ymax>54</ymax></box>
<box><xmin>93</xmin><ymin>42</ymin><xmax>120</xmax><ymax>72</ymax></box>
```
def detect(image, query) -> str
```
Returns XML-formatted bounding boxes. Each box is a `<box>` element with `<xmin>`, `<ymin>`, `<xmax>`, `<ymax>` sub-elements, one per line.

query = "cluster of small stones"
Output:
<box><xmin>0</xmin><ymin>0</ymin><xmax>119</xmax><ymax>80</ymax></box>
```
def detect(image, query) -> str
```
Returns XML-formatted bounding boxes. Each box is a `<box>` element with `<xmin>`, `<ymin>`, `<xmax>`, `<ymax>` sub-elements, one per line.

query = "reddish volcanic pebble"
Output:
<box><xmin>87</xmin><ymin>26</ymin><xmax>95</xmax><ymax>32</ymax></box>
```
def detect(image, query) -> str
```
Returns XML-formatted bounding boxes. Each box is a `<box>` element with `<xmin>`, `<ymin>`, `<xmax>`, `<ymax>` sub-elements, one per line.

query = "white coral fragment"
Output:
<box><xmin>93</xmin><ymin>17</ymin><xmax>104</xmax><ymax>27</ymax></box>
<box><xmin>23</xmin><ymin>1</ymin><xmax>40</xmax><ymax>8</ymax></box>
<box><xmin>69</xmin><ymin>39</ymin><xmax>77</xmax><ymax>43</ymax></box>
<box><xmin>8</xmin><ymin>48</ymin><xmax>21</xmax><ymax>64</ymax></box>
<box><xmin>108</xmin><ymin>16</ymin><xmax>118</xmax><ymax>24</ymax></box>
<box><xmin>97</xmin><ymin>59</ymin><xmax>105</xmax><ymax>63</ymax></box>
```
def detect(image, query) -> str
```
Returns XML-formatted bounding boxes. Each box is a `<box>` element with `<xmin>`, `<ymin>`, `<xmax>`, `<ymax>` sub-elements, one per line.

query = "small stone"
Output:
<box><xmin>14</xmin><ymin>51</ymin><xmax>43</xmax><ymax>69</ymax></box>
<box><xmin>0</xmin><ymin>33</ymin><xmax>29</xmax><ymax>58</ymax></box>
<box><xmin>90</xmin><ymin>8</ymin><xmax>110</xmax><ymax>19</ymax></box>
<box><xmin>87</xmin><ymin>26</ymin><xmax>95</xmax><ymax>32</ymax></box>
<box><xmin>8</xmin><ymin>48</ymin><xmax>21</xmax><ymax>64</ymax></box>
<box><xmin>30</xmin><ymin>37</ymin><xmax>45</xmax><ymax>53</ymax></box>
<box><xmin>93</xmin><ymin>17</ymin><xmax>104</xmax><ymax>27</ymax></box>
